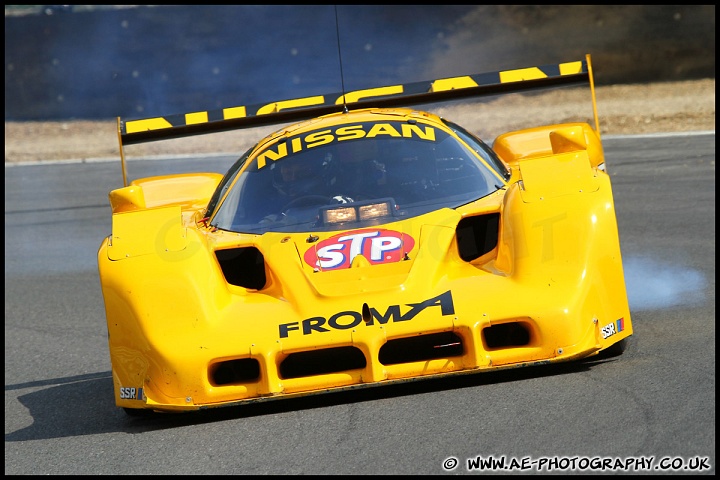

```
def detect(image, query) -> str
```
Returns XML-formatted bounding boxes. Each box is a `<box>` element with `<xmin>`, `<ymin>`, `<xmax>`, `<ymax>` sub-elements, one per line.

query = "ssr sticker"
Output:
<box><xmin>119</xmin><ymin>386</ymin><xmax>144</xmax><ymax>400</ymax></box>
<box><xmin>304</xmin><ymin>228</ymin><xmax>415</xmax><ymax>270</ymax></box>
<box><xmin>601</xmin><ymin>317</ymin><xmax>625</xmax><ymax>339</ymax></box>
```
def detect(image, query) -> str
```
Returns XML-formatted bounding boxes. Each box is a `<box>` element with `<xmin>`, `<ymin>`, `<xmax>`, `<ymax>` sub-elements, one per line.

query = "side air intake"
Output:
<box><xmin>216</xmin><ymin>247</ymin><xmax>266</xmax><ymax>290</ymax></box>
<box><xmin>456</xmin><ymin>213</ymin><xmax>500</xmax><ymax>262</ymax></box>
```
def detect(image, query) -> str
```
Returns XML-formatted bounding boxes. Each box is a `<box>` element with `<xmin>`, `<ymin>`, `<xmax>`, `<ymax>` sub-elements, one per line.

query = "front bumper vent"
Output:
<box><xmin>379</xmin><ymin>331</ymin><xmax>464</xmax><ymax>365</ymax></box>
<box><xmin>483</xmin><ymin>322</ymin><xmax>531</xmax><ymax>349</ymax></box>
<box><xmin>210</xmin><ymin>358</ymin><xmax>261</xmax><ymax>386</ymax></box>
<box><xmin>279</xmin><ymin>346</ymin><xmax>367</xmax><ymax>379</ymax></box>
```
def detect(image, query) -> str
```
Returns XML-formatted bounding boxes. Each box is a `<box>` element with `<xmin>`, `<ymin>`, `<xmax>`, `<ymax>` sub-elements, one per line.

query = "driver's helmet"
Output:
<box><xmin>270</xmin><ymin>152</ymin><xmax>337</xmax><ymax>197</ymax></box>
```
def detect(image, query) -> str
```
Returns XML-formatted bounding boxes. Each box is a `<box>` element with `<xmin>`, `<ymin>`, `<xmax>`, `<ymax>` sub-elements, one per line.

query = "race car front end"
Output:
<box><xmin>99</xmin><ymin>151</ymin><xmax>631</xmax><ymax>413</ymax></box>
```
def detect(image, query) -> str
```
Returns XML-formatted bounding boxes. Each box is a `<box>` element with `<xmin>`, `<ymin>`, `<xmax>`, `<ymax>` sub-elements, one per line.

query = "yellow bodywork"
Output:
<box><xmin>98</xmin><ymin>113</ymin><xmax>632</xmax><ymax>413</ymax></box>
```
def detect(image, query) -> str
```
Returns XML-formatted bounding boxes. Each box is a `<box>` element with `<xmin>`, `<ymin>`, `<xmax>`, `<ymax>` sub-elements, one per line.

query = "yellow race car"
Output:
<box><xmin>98</xmin><ymin>55</ymin><xmax>632</xmax><ymax>415</ymax></box>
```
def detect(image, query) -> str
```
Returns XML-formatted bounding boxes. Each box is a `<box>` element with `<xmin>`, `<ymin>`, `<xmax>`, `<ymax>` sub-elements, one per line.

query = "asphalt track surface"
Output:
<box><xmin>4</xmin><ymin>132</ymin><xmax>715</xmax><ymax>475</ymax></box>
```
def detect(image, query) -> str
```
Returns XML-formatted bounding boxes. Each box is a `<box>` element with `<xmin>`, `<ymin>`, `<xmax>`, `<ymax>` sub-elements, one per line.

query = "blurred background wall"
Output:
<box><xmin>4</xmin><ymin>5</ymin><xmax>715</xmax><ymax>121</ymax></box>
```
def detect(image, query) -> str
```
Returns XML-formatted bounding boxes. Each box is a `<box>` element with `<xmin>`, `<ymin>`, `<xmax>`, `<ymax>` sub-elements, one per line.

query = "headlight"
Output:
<box><xmin>323</xmin><ymin>206</ymin><xmax>357</xmax><ymax>224</ymax></box>
<box><xmin>359</xmin><ymin>202</ymin><xmax>390</xmax><ymax>220</ymax></box>
<box><xmin>320</xmin><ymin>198</ymin><xmax>396</xmax><ymax>225</ymax></box>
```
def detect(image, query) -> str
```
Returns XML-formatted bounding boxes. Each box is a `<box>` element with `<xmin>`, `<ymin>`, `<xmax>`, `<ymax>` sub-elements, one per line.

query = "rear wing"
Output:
<box><xmin>116</xmin><ymin>54</ymin><xmax>600</xmax><ymax>186</ymax></box>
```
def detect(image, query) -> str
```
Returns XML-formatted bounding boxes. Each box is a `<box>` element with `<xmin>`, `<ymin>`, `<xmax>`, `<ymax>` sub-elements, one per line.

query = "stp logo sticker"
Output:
<box><xmin>304</xmin><ymin>229</ymin><xmax>415</xmax><ymax>270</ymax></box>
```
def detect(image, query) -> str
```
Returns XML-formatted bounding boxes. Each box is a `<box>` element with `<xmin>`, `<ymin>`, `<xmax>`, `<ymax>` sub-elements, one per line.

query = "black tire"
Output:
<box><xmin>598</xmin><ymin>337</ymin><xmax>628</xmax><ymax>359</ymax></box>
<box><xmin>123</xmin><ymin>407</ymin><xmax>156</xmax><ymax>417</ymax></box>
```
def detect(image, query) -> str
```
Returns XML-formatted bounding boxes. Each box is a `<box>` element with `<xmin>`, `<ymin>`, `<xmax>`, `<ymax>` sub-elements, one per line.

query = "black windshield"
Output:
<box><xmin>210</xmin><ymin>120</ymin><xmax>506</xmax><ymax>234</ymax></box>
